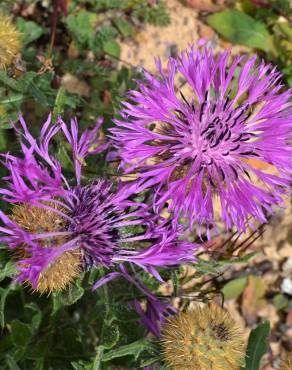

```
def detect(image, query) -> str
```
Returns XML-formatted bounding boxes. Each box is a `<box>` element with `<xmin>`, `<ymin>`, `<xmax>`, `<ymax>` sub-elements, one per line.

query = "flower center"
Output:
<box><xmin>12</xmin><ymin>202</ymin><xmax>81</xmax><ymax>293</ymax></box>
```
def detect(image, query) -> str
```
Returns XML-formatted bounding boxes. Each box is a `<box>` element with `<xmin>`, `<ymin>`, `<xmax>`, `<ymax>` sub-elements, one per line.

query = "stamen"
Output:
<box><xmin>230</xmin><ymin>144</ymin><xmax>240</xmax><ymax>152</ymax></box>
<box><xmin>180</xmin><ymin>91</ymin><xmax>190</xmax><ymax>107</ymax></box>
<box><xmin>230</xmin><ymin>165</ymin><xmax>239</xmax><ymax>180</ymax></box>
<box><xmin>240</xmin><ymin>151</ymin><xmax>260</xmax><ymax>157</ymax></box>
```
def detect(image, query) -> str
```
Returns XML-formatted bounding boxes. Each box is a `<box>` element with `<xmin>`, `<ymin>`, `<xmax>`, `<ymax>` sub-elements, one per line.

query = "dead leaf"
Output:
<box><xmin>61</xmin><ymin>73</ymin><xmax>90</xmax><ymax>97</ymax></box>
<box><xmin>242</xmin><ymin>275</ymin><xmax>267</xmax><ymax>325</ymax></box>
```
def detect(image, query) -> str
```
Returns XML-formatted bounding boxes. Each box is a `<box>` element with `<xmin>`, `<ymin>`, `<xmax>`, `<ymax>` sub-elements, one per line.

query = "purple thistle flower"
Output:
<box><xmin>0</xmin><ymin>114</ymin><xmax>197</xmax><ymax>293</ymax></box>
<box><xmin>111</xmin><ymin>47</ymin><xmax>292</xmax><ymax>233</ymax></box>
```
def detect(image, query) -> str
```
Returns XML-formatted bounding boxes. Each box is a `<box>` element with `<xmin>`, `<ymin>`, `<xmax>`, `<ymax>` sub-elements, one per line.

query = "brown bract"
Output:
<box><xmin>12</xmin><ymin>202</ymin><xmax>81</xmax><ymax>294</ymax></box>
<box><xmin>0</xmin><ymin>14</ymin><xmax>21</xmax><ymax>69</ymax></box>
<box><xmin>161</xmin><ymin>303</ymin><xmax>245</xmax><ymax>370</ymax></box>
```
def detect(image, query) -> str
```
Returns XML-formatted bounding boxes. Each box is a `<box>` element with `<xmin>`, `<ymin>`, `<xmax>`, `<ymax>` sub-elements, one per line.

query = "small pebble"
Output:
<box><xmin>281</xmin><ymin>278</ymin><xmax>292</xmax><ymax>295</ymax></box>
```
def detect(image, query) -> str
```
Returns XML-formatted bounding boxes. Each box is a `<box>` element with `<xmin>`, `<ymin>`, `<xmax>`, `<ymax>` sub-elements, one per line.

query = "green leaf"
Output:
<box><xmin>1</xmin><ymin>94</ymin><xmax>24</xmax><ymax>104</ymax></box>
<box><xmin>0</xmin><ymin>261</ymin><xmax>17</xmax><ymax>282</ymax></box>
<box><xmin>6</xmin><ymin>355</ymin><xmax>21</xmax><ymax>370</ymax></box>
<box><xmin>103</xmin><ymin>40</ymin><xmax>121</xmax><ymax>59</ymax></box>
<box><xmin>24</xmin><ymin>303</ymin><xmax>42</xmax><ymax>332</ymax></box>
<box><xmin>273</xmin><ymin>294</ymin><xmax>289</xmax><ymax>311</ymax></box>
<box><xmin>92</xmin><ymin>346</ymin><xmax>104</xmax><ymax>370</ymax></box>
<box><xmin>102</xmin><ymin>339</ymin><xmax>150</xmax><ymax>362</ymax></box>
<box><xmin>16</xmin><ymin>17</ymin><xmax>44</xmax><ymax>46</ymax></box>
<box><xmin>52</xmin><ymin>284</ymin><xmax>84</xmax><ymax>314</ymax></box>
<box><xmin>52</xmin><ymin>86</ymin><xmax>67</xmax><ymax>122</ymax></box>
<box><xmin>29</xmin><ymin>81</ymin><xmax>49</xmax><ymax>106</ymax></box>
<box><xmin>71</xmin><ymin>360</ymin><xmax>92</xmax><ymax>370</ymax></box>
<box><xmin>56</xmin><ymin>146</ymin><xmax>74</xmax><ymax>172</ymax></box>
<box><xmin>113</xmin><ymin>18</ymin><xmax>134</xmax><ymax>37</ymax></box>
<box><xmin>278</xmin><ymin>22</ymin><xmax>292</xmax><ymax>41</ymax></box>
<box><xmin>102</xmin><ymin>323</ymin><xmax>120</xmax><ymax>349</ymax></box>
<box><xmin>10</xmin><ymin>320</ymin><xmax>32</xmax><ymax>347</ymax></box>
<box><xmin>0</xmin><ymin>284</ymin><xmax>14</xmax><ymax>327</ymax></box>
<box><xmin>207</xmin><ymin>10</ymin><xmax>274</xmax><ymax>53</ymax></box>
<box><xmin>66</xmin><ymin>10</ymin><xmax>98</xmax><ymax>48</ymax></box>
<box><xmin>222</xmin><ymin>277</ymin><xmax>247</xmax><ymax>300</ymax></box>
<box><xmin>244</xmin><ymin>321</ymin><xmax>270</xmax><ymax>370</ymax></box>
<box><xmin>0</xmin><ymin>71</ymin><xmax>22</xmax><ymax>92</ymax></box>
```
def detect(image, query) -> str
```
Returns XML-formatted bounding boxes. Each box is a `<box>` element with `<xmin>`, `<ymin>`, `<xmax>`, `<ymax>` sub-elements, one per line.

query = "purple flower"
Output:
<box><xmin>111</xmin><ymin>47</ymin><xmax>292</xmax><ymax>232</ymax></box>
<box><xmin>0</xmin><ymin>115</ymin><xmax>197</xmax><ymax>293</ymax></box>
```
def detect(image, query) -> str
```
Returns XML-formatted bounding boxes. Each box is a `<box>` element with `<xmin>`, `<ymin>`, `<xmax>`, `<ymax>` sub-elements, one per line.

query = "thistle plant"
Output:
<box><xmin>111</xmin><ymin>47</ymin><xmax>292</xmax><ymax>233</ymax></box>
<box><xmin>0</xmin><ymin>14</ymin><xmax>20</xmax><ymax>69</ymax></box>
<box><xmin>161</xmin><ymin>303</ymin><xmax>245</xmax><ymax>370</ymax></box>
<box><xmin>0</xmin><ymin>115</ymin><xmax>198</xmax><ymax>293</ymax></box>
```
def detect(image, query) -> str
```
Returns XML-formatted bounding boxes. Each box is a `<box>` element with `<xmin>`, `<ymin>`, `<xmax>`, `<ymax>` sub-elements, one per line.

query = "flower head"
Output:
<box><xmin>111</xmin><ymin>47</ymin><xmax>292</xmax><ymax>233</ymax></box>
<box><xmin>161</xmin><ymin>303</ymin><xmax>245</xmax><ymax>370</ymax></box>
<box><xmin>0</xmin><ymin>115</ymin><xmax>197</xmax><ymax>293</ymax></box>
<box><xmin>0</xmin><ymin>14</ymin><xmax>21</xmax><ymax>69</ymax></box>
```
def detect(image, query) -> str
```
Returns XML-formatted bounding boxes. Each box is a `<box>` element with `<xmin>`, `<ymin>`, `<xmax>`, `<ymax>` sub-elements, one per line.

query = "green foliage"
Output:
<box><xmin>273</xmin><ymin>293</ymin><xmax>289</xmax><ymax>311</ymax></box>
<box><xmin>66</xmin><ymin>10</ymin><xmax>99</xmax><ymax>50</ymax></box>
<box><xmin>222</xmin><ymin>277</ymin><xmax>248</xmax><ymax>300</ymax></box>
<box><xmin>206</xmin><ymin>2</ymin><xmax>292</xmax><ymax>86</ymax></box>
<box><xmin>243</xmin><ymin>321</ymin><xmax>270</xmax><ymax>370</ymax></box>
<box><xmin>16</xmin><ymin>17</ymin><xmax>44</xmax><ymax>46</ymax></box>
<box><xmin>207</xmin><ymin>10</ymin><xmax>274</xmax><ymax>53</ymax></box>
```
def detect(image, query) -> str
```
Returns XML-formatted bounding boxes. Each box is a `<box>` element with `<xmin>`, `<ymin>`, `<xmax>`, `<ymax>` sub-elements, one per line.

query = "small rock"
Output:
<box><xmin>282</xmin><ymin>258</ymin><xmax>292</xmax><ymax>275</ymax></box>
<box><xmin>281</xmin><ymin>278</ymin><xmax>292</xmax><ymax>295</ymax></box>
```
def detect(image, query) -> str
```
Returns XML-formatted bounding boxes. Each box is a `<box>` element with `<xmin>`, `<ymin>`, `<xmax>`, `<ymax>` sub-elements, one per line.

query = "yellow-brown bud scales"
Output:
<box><xmin>0</xmin><ymin>14</ymin><xmax>21</xmax><ymax>69</ymax></box>
<box><xmin>161</xmin><ymin>304</ymin><xmax>245</xmax><ymax>370</ymax></box>
<box><xmin>12</xmin><ymin>203</ymin><xmax>81</xmax><ymax>294</ymax></box>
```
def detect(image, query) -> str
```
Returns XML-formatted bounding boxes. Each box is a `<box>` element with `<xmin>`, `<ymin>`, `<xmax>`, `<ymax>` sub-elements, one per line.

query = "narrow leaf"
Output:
<box><xmin>244</xmin><ymin>321</ymin><xmax>270</xmax><ymax>370</ymax></box>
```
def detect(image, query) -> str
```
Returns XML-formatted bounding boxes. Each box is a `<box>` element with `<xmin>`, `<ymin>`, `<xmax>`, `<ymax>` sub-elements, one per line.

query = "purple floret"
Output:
<box><xmin>0</xmin><ymin>114</ymin><xmax>198</xmax><ymax>290</ymax></box>
<box><xmin>111</xmin><ymin>47</ymin><xmax>292</xmax><ymax>233</ymax></box>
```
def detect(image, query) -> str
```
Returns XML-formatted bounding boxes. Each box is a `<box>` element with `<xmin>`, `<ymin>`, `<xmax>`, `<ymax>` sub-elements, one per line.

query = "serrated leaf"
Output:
<box><xmin>66</xmin><ymin>10</ymin><xmax>98</xmax><ymax>48</ymax></box>
<box><xmin>113</xmin><ymin>18</ymin><xmax>134</xmax><ymax>37</ymax></box>
<box><xmin>103</xmin><ymin>40</ymin><xmax>121</xmax><ymax>59</ymax></box>
<box><xmin>102</xmin><ymin>339</ymin><xmax>150</xmax><ymax>362</ymax></box>
<box><xmin>222</xmin><ymin>277</ymin><xmax>247</xmax><ymax>300</ymax></box>
<box><xmin>244</xmin><ymin>321</ymin><xmax>270</xmax><ymax>370</ymax></box>
<box><xmin>0</xmin><ymin>261</ymin><xmax>17</xmax><ymax>282</ymax></box>
<box><xmin>0</xmin><ymin>71</ymin><xmax>22</xmax><ymax>92</ymax></box>
<box><xmin>16</xmin><ymin>17</ymin><xmax>44</xmax><ymax>46</ymax></box>
<box><xmin>102</xmin><ymin>323</ymin><xmax>120</xmax><ymax>349</ymax></box>
<box><xmin>10</xmin><ymin>320</ymin><xmax>32</xmax><ymax>347</ymax></box>
<box><xmin>207</xmin><ymin>10</ymin><xmax>274</xmax><ymax>53</ymax></box>
<box><xmin>52</xmin><ymin>284</ymin><xmax>84</xmax><ymax>314</ymax></box>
